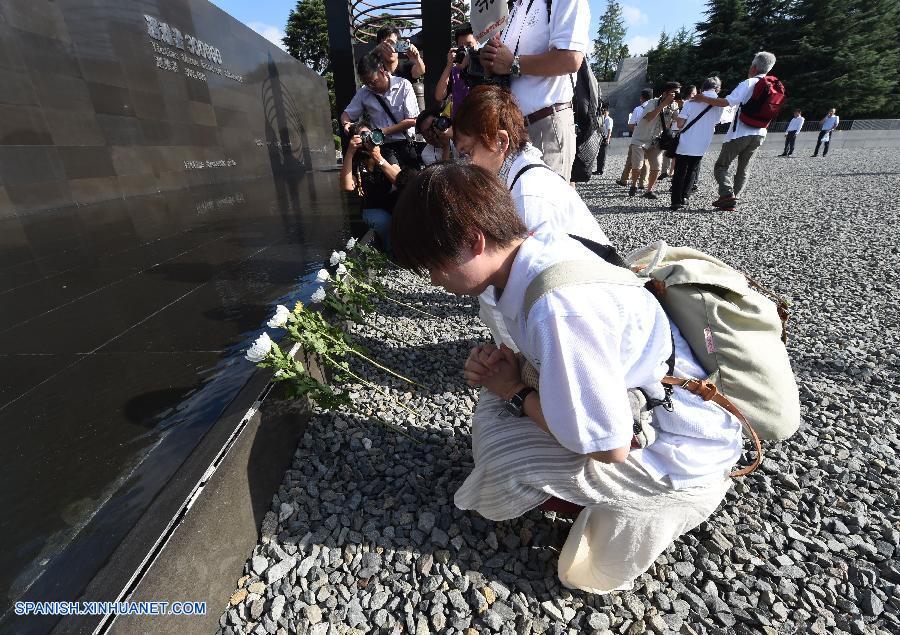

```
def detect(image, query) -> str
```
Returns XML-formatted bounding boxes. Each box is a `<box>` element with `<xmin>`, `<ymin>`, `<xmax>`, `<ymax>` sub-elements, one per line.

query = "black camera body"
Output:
<box><xmin>454</xmin><ymin>46</ymin><xmax>466</xmax><ymax>64</ymax></box>
<box><xmin>460</xmin><ymin>46</ymin><xmax>512</xmax><ymax>90</ymax></box>
<box><xmin>347</xmin><ymin>122</ymin><xmax>384</xmax><ymax>151</ymax></box>
<box><xmin>433</xmin><ymin>115</ymin><xmax>452</xmax><ymax>132</ymax></box>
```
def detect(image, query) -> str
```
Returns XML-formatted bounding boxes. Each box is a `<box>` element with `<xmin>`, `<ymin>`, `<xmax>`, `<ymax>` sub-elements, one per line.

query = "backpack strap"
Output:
<box><xmin>662</xmin><ymin>376</ymin><xmax>763</xmax><ymax>477</ymax></box>
<box><xmin>523</xmin><ymin>258</ymin><xmax>644</xmax><ymax>319</ymax></box>
<box><xmin>509</xmin><ymin>162</ymin><xmax>558</xmax><ymax>189</ymax></box>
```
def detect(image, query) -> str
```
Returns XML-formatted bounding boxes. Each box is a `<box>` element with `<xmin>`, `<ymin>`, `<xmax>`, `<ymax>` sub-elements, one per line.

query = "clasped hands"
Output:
<box><xmin>479</xmin><ymin>35</ymin><xmax>514</xmax><ymax>76</ymax></box>
<box><xmin>463</xmin><ymin>342</ymin><xmax>526</xmax><ymax>401</ymax></box>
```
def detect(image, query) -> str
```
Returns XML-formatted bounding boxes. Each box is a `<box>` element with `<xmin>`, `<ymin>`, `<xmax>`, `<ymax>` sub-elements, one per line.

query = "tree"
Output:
<box><xmin>282</xmin><ymin>1</ymin><xmax>336</xmax><ymax>120</ymax></box>
<box><xmin>283</xmin><ymin>0</ymin><xmax>330</xmax><ymax>74</ymax></box>
<box><xmin>591</xmin><ymin>1</ymin><xmax>628</xmax><ymax>81</ymax></box>
<box><xmin>693</xmin><ymin>0</ymin><xmax>754</xmax><ymax>90</ymax></box>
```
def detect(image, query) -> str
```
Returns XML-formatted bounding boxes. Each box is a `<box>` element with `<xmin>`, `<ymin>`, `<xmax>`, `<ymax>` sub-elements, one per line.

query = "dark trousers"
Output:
<box><xmin>813</xmin><ymin>130</ymin><xmax>830</xmax><ymax>156</ymax></box>
<box><xmin>595</xmin><ymin>141</ymin><xmax>609</xmax><ymax>174</ymax></box>
<box><xmin>383</xmin><ymin>140</ymin><xmax>421</xmax><ymax>169</ymax></box>
<box><xmin>783</xmin><ymin>131</ymin><xmax>797</xmax><ymax>155</ymax></box>
<box><xmin>671</xmin><ymin>153</ymin><xmax>702</xmax><ymax>206</ymax></box>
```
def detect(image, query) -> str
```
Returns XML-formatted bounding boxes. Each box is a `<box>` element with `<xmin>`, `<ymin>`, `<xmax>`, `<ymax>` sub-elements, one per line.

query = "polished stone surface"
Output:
<box><xmin>0</xmin><ymin>0</ymin><xmax>345</xmax><ymax>623</ymax></box>
<box><xmin>0</xmin><ymin>0</ymin><xmax>334</xmax><ymax>215</ymax></box>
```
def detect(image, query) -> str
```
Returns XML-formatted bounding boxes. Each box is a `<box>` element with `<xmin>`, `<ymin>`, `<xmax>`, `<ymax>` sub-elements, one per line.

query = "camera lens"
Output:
<box><xmin>370</xmin><ymin>129</ymin><xmax>385</xmax><ymax>145</ymax></box>
<box><xmin>434</xmin><ymin>116</ymin><xmax>451</xmax><ymax>132</ymax></box>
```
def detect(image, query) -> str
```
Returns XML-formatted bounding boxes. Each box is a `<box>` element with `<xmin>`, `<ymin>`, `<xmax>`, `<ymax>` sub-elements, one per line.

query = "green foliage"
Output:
<box><xmin>283</xmin><ymin>0</ymin><xmax>330</xmax><ymax>74</ymax></box>
<box><xmin>592</xmin><ymin>1</ymin><xmax>628</xmax><ymax>82</ymax></box>
<box><xmin>640</xmin><ymin>0</ymin><xmax>900</xmax><ymax>118</ymax></box>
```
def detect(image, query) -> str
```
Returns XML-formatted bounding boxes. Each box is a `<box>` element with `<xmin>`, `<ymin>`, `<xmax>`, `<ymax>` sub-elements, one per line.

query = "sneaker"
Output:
<box><xmin>811</xmin><ymin>153</ymin><xmax>818</xmax><ymax>157</ymax></box>
<box><xmin>657</xmin><ymin>174</ymin><xmax>668</xmax><ymax>180</ymax></box>
<box><xmin>670</xmin><ymin>203</ymin><xmax>686</xmax><ymax>211</ymax></box>
<box><xmin>642</xmin><ymin>190</ymin><xmax>658</xmax><ymax>200</ymax></box>
<box><xmin>615</xmin><ymin>179</ymin><xmax>628</xmax><ymax>187</ymax></box>
<box><xmin>638</xmin><ymin>185</ymin><xmax>645</xmax><ymax>190</ymax></box>
<box><xmin>778</xmin><ymin>153</ymin><xmax>787</xmax><ymax>157</ymax></box>
<box><xmin>711</xmin><ymin>195</ymin><xmax>736</xmax><ymax>208</ymax></box>
<box><xmin>628</xmin><ymin>185</ymin><xmax>637</xmax><ymax>197</ymax></box>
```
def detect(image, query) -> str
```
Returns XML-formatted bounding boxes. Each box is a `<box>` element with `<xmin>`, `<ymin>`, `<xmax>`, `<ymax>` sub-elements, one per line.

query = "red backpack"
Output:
<box><xmin>738</xmin><ymin>75</ymin><xmax>786</xmax><ymax>128</ymax></box>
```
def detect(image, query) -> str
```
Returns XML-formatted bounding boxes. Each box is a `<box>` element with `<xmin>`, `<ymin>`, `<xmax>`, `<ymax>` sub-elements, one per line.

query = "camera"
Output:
<box><xmin>461</xmin><ymin>46</ymin><xmax>511</xmax><ymax>90</ymax></box>
<box><xmin>347</xmin><ymin>122</ymin><xmax>384</xmax><ymax>151</ymax></box>
<box><xmin>454</xmin><ymin>46</ymin><xmax>466</xmax><ymax>64</ymax></box>
<box><xmin>395</xmin><ymin>40</ymin><xmax>410</xmax><ymax>54</ymax></box>
<box><xmin>433</xmin><ymin>115</ymin><xmax>452</xmax><ymax>132</ymax></box>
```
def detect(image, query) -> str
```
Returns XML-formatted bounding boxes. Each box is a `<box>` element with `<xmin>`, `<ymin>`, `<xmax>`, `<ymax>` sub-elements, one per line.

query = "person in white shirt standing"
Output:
<box><xmin>389</xmin><ymin>162</ymin><xmax>743</xmax><ymax>596</ymax></box>
<box><xmin>617</xmin><ymin>88</ymin><xmax>653</xmax><ymax>188</ymax></box>
<box><xmin>692</xmin><ymin>51</ymin><xmax>777</xmax><ymax>212</ymax></box>
<box><xmin>779</xmin><ymin>109</ymin><xmax>804</xmax><ymax>157</ymax></box>
<box><xmin>813</xmin><ymin>108</ymin><xmax>839</xmax><ymax>157</ymax></box>
<box><xmin>670</xmin><ymin>77</ymin><xmax>725</xmax><ymax>210</ymax></box>
<box><xmin>479</xmin><ymin>0</ymin><xmax>591</xmax><ymax>181</ymax></box>
<box><xmin>593</xmin><ymin>107</ymin><xmax>613</xmax><ymax>175</ymax></box>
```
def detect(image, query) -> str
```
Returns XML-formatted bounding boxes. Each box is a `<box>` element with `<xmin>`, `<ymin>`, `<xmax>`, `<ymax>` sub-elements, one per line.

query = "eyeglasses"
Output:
<box><xmin>362</xmin><ymin>73</ymin><xmax>382</xmax><ymax>89</ymax></box>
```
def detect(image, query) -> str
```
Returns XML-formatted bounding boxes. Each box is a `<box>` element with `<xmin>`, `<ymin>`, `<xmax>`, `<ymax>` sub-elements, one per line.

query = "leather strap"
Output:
<box><xmin>526</xmin><ymin>102</ymin><xmax>572</xmax><ymax>125</ymax></box>
<box><xmin>662</xmin><ymin>376</ymin><xmax>763</xmax><ymax>477</ymax></box>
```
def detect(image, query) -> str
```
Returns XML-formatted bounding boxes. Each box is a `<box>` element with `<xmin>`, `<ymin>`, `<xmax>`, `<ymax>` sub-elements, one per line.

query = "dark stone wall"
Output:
<box><xmin>0</xmin><ymin>0</ymin><xmax>333</xmax><ymax>215</ymax></box>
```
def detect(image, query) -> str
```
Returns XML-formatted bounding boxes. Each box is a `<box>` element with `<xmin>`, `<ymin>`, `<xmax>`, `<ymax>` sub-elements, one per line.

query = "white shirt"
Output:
<box><xmin>420</xmin><ymin>141</ymin><xmax>456</xmax><ymax>166</ymax></box>
<box><xmin>786</xmin><ymin>116</ymin><xmax>804</xmax><ymax>133</ymax></box>
<box><xmin>600</xmin><ymin>114</ymin><xmax>613</xmax><ymax>138</ymax></box>
<box><xmin>723</xmin><ymin>74</ymin><xmax>768</xmax><ymax>142</ymax></box>
<box><xmin>500</xmin><ymin>0</ymin><xmax>591</xmax><ymax>116</ymax></box>
<box><xmin>343</xmin><ymin>75</ymin><xmax>420</xmax><ymax>142</ymax></box>
<box><xmin>675</xmin><ymin>90</ymin><xmax>724</xmax><ymax>157</ymax></box>
<box><xmin>821</xmin><ymin>114</ymin><xmax>839</xmax><ymax>131</ymax></box>
<box><xmin>479</xmin><ymin>144</ymin><xmax>609</xmax><ymax>351</ymax></box>
<box><xmin>629</xmin><ymin>104</ymin><xmax>644</xmax><ymax>127</ymax></box>
<box><xmin>493</xmin><ymin>233</ymin><xmax>743</xmax><ymax>488</ymax></box>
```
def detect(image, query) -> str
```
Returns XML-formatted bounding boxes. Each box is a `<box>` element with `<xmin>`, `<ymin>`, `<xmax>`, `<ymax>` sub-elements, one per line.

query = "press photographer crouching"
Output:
<box><xmin>339</xmin><ymin>120</ymin><xmax>400</xmax><ymax>252</ymax></box>
<box><xmin>415</xmin><ymin>110</ymin><xmax>456</xmax><ymax>165</ymax></box>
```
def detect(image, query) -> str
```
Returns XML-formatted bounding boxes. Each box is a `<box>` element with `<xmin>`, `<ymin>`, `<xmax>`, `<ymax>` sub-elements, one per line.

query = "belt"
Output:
<box><xmin>525</xmin><ymin>102</ymin><xmax>572</xmax><ymax>126</ymax></box>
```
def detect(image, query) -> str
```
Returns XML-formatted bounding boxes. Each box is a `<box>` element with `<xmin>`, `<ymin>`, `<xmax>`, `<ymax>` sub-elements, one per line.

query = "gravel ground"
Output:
<box><xmin>217</xmin><ymin>147</ymin><xmax>900</xmax><ymax>635</ymax></box>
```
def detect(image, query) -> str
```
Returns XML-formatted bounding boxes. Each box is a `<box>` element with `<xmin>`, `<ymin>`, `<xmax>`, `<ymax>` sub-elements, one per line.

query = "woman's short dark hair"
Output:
<box><xmin>356</xmin><ymin>53</ymin><xmax>384</xmax><ymax>79</ymax></box>
<box><xmin>391</xmin><ymin>163</ymin><xmax>527</xmax><ymax>273</ymax></box>
<box><xmin>453</xmin><ymin>85</ymin><xmax>529</xmax><ymax>152</ymax></box>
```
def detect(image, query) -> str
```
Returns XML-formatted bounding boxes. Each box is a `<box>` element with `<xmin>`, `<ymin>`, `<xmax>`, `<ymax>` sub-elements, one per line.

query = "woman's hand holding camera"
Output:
<box><xmin>370</xmin><ymin>144</ymin><xmax>384</xmax><ymax>164</ymax></box>
<box><xmin>346</xmin><ymin>134</ymin><xmax>363</xmax><ymax>155</ymax></box>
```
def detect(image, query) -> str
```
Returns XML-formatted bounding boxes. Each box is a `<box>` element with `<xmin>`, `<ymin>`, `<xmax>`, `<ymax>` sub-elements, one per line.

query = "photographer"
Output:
<box><xmin>479</xmin><ymin>0</ymin><xmax>591</xmax><ymax>181</ymax></box>
<box><xmin>415</xmin><ymin>110</ymin><xmax>456</xmax><ymax>165</ymax></box>
<box><xmin>374</xmin><ymin>25</ymin><xmax>426</xmax><ymax>112</ymax></box>
<box><xmin>434</xmin><ymin>23</ymin><xmax>476</xmax><ymax>116</ymax></box>
<box><xmin>339</xmin><ymin>121</ymin><xmax>400</xmax><ymax>252</ymax></box>
<box><xmin>340</xmin><ymin>54</ymin><xmax>420</xmax><ymax>169</ymax></box>
<box><xmin>627</xmin><ymin>81</ymin><xmax>681</xmax><ymax>200</ymax></box>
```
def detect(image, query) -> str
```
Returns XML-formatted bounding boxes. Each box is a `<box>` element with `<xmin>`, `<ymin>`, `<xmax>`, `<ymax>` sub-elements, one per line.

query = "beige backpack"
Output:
<box><xmin>624</xmin><ymin>241</ymin><xmax>801</xmax><ymax>442</ymax></box>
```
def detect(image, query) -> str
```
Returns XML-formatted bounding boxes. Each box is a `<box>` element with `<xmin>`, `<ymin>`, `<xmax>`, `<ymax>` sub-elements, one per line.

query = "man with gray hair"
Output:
<box><xmin>692</xmin><ymin>51</ymin><xmax>781</xmax><ymax>211</ymax></box>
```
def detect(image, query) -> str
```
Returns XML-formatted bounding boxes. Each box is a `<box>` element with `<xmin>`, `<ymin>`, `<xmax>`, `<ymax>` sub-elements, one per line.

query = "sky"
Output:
<box><xmin>208</xmin><ymin>0</ymin><xmax>710</xmax><ymax>57</ymax></box>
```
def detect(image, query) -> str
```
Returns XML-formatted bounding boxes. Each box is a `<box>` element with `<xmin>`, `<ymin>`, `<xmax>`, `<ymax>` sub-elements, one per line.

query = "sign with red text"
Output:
<box><xmin>471</xmin><ymin>0</ymin><xmax>509</xmax><ymax>44</ymax></box>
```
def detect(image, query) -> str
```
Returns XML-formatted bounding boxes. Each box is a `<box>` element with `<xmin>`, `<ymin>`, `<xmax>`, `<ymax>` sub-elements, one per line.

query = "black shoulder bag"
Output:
<box><xmin>661</xmin><ymin>104</ymin><xmax>714</xmax><ymax>158</ymax></box>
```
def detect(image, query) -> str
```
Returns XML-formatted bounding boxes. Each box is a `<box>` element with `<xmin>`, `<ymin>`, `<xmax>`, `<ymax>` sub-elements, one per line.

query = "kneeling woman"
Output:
<box><xmin>391</xmin><ymin>163</ymin><xmax>743</xmax><ymax>594</ymax></box>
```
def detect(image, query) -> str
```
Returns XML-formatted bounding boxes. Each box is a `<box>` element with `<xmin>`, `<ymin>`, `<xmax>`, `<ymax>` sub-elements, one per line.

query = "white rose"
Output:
<box><xmin>329</xmin><ymin>251</ymin><xmax>341</xmax><ymax>266</ymax></box>
<box><xmin>337</xmin><ymin>250</ymin><xmax>347</xmax><ymax>262</ymax></box>
<box><xmin>315</xmin><ymin>268</ymin><xmax>330</xmax><ymax>282</ymax></box>
<box><xmin>245</xmin><ymin>332</ymin><xmax>273</xmax><ymax>362</ymax></box>
<box><xmin>335</xmin><ymin>263</ymin><xmax>348</xmax><ymax>278</ymax></box>
<box><xmin>310</xmin><ymin>287</ymin><xmax>326</xmax><ymax>303</ymax></box>
<box><xmin>266</xmin><ymin>304</ymin><xmax>290</xmax><ymax>328</ymax></box>
<box><xmin>346</xmin><ymin>237</ymin><xmax>357</xmax><ymax>250</ymax></box>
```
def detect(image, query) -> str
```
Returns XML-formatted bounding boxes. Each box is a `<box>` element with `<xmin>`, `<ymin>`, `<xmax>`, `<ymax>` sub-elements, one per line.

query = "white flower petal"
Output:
<box><xmin>337</xmin><ymin>250</ymin><xmax>347</xmax><ymax>262</ymax></box>
<box><xmin>310</xmin><ymin>287</ymin><xmax>326</xmax><ymax>303</ymax></box>
<box><xmin>335</xmin><ymin>263</ymin><xmax>348</xmax><ymax>277</ymax></box>
<box><xmin>329</xmin><ymin>250</ymin><xmax>342</xmax><ymax>266</ymax></box>
<box><xmin>266</xmin><ymin>304</ymin><xmax>290</xmax><ymax>328</ymax></box>
<box><xmin>315</xmin><ymin>268</ymin><xmax>330</xmax><ymax>282</ymax></box>
<box><xmin>245</xmin><ymin>332</ymin><xmax>273</xmax><ymax>362</ymax></box>
<box><xmin>345</xmin><ymin>237</ymin><xmax>357</xmax><ymax>250</ymax></box>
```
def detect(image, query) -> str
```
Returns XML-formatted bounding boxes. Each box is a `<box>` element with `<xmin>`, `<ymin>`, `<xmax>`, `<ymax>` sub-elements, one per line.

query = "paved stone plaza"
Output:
<box><xmin>217</xmin><ymin>147</ymin><xmax>900</xmax><ymax>635</ymax></box>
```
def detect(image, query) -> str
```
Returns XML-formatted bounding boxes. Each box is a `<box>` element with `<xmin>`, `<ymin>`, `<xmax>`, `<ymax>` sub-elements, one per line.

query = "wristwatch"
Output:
<box><xmin>504</xmin><ymin>386</ymin><xmax>535</xmax><ymax>417</ymax></box>
<box><xmin>377</xmin><ymin>158</ymin><xmax>385</xmax><ymax>167</ymax></box>
<box><xmin>509</xmin><ymin>55</ymin><xmax>521</xmax><ymax>78</ymax></box>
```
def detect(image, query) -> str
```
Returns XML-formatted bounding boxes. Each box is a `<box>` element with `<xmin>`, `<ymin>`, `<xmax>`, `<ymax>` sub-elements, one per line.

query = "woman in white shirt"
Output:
<box><xmin>389</xmin><ymin>163</ymin><xmax>743</xmax><ymax>595</ymax></box>
<box><xmin>452</xmin><ymin>85</ymin><xmax>608</xmax><ymax>246</ymax></box>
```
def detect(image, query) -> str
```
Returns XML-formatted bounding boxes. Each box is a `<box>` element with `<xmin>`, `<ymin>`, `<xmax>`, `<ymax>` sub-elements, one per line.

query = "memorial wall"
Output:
<box><xmin>0</xmin><ymin>0</ymin><xmax>333</xmax><ymax>215</ymax></box>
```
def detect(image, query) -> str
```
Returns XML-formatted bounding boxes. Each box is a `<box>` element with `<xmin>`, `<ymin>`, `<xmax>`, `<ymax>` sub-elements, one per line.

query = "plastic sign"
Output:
<box><xmin>471</xmin><ymin>0</ymin><xmax>509</xmax><ymax>44</ymax></box>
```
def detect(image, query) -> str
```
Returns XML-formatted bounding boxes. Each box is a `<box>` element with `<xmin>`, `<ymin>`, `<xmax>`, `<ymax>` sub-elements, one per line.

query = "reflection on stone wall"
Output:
<box><xmin>0</xmin><ymin>0</ymin><xmax>333</xmax><ymax>215</ymax></box>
